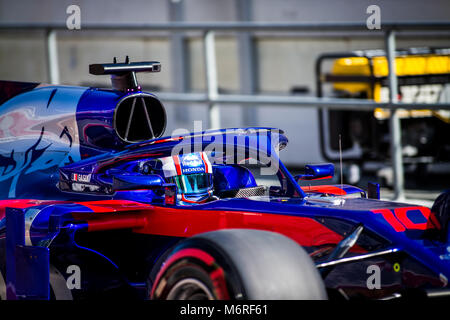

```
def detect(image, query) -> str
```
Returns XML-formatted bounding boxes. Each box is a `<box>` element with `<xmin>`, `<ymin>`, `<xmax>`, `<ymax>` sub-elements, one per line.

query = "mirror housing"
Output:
<box><xmin>163</xmin><ymin>183</ymin><xmax>178</xmax><ymax>205</ymax></box>
<box><xmin>112</xmin><ymin>174</ymin><xmax>164</xmax><ymax>191</ymax></box>
<box><xmin>295</xmin><ymin>163</ymin><xmax>334</xmax><ymax>181</ymax></box>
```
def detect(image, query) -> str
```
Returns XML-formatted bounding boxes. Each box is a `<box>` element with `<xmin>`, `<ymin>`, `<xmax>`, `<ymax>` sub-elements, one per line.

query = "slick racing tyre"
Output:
<box><xmin>150</xmin><ymin>229</ymin><xmax>327</xmax><ymax>300</ymax></box>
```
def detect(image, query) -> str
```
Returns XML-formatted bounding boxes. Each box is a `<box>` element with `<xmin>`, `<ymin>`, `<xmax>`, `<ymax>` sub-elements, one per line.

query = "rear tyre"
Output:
<box><xmin>150</xmin><ymin>229</ymin><xmax>327</xmax><ymax>300</ymax></box>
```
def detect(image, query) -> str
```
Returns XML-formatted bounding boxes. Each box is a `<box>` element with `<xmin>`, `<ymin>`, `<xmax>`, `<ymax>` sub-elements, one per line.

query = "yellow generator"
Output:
<box><xmin>315</xmin><ymin>48</ymin><xmax>450</xmax><ymax>184</ymax></box>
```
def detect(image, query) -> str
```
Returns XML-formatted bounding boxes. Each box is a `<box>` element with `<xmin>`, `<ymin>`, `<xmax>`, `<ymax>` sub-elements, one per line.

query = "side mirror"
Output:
<box><xmin>112</xmin><ymin>174</ymin><xmax>164</xmax><ymax>191</ymax></box>
<box><xmin>295</xmin><ymin>163</ymin><xmax>334</xmax><ymax>181</ymax></box>
<box><xmin>367</xmin><ymin>182</ymin><xmax>380</xmax><ymax>199</ymax></box>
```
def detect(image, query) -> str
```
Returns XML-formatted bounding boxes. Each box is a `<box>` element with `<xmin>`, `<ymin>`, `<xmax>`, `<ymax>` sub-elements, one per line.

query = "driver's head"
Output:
<box><xmin>147</xmin><ymin>152</ymin><xmax>213</xmax><ymax>204</ymax></box>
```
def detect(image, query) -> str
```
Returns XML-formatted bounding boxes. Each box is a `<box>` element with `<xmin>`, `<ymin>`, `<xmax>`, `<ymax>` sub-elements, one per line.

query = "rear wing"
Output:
<box><xmin>89</xmin><ymin>56</ymin><xmax>161</xmax><ymax>91</ymax></box>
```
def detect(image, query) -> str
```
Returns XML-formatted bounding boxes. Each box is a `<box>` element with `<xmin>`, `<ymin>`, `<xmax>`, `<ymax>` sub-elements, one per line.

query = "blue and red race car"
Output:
<box><xmin>0</xmin><ymin>60</ymin><xmax>449</xmax><ymax>300</ymax></box>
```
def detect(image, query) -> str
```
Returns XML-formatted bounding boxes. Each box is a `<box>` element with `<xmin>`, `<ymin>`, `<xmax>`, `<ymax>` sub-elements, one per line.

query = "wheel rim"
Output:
<box><xmin>166</xmin><ymin>278</ymin><xmax>215</xmax><ymax>300</ymax></box>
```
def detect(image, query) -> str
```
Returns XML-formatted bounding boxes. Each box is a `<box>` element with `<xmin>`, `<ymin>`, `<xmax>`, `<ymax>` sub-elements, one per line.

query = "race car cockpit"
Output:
<box><xmin>139</xmin><ymin>151</ymin><xmax>267</xmax><ymax>205</ymax></box>
<box><xmin>58</xmin><ymin>128</ymin><xmax>301</xmax><ymax>204</ymax></box>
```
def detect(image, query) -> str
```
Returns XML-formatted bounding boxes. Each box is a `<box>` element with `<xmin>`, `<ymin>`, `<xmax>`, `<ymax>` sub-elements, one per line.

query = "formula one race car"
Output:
<box><xmin>0</xmin><ymin>59</ymin><xmax>449</xmax><ymax>300</ymax></box>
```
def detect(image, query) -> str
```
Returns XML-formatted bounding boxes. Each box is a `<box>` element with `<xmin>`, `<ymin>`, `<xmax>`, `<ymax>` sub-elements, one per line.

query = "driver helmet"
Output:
<box><xmin>145</xmin><ymin>152</ymin><xmax>213</xmax><ymax>204</ymax></box>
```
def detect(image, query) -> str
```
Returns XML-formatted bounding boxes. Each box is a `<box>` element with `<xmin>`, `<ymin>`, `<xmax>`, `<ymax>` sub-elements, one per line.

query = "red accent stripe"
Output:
<box><xmin>394</xmin><ymin>206</ymin><xmax>431</xmax><ymax>230</ymax></box>
<box><xmin>372</xmin><ymin>208</ymin><xmax>406</xmax><ymax>232</ymax></box>
<box><xmin>87</xmin><ymin>214</ymin><xmax>147</xmax><ymax>232</ymax></box>
<box><xmin>372</xmin><ymin>207</ymin><xmax>434</xmax><ymax>232</ymax></box>
<box><xmin>151</xmin><ymin>137</ymin><xmax>184</xmax><ymax>145</ymax></box>
<box><xmin>173</xmin><ymin>155</ymin><xmax>182</xmax><ymax>176</ymax></box>
<box><xmin>131</xmin><ymin>206</ymin><xmax>343</xmax><ymax>248</ymax></box>
<box><xmin>76</xmin><ymin>200</ymin><xmax>149</xmax><ymax>213</ymax></box>
<box><xmin>302</xmin><ymin>185</ymin><xmax>347</xmax><ymax>195</ymax></box>
<box><xmin>139</xmin><ymin>136</ymin><xmax>184</xmax><ymax>148</ymax></box>
<box><xmin>200</xmin><ymin>152</ymin><xmax>209</xmax><ymax>173</ymax></box>
<box><xmin>69</xmin><ymin>200</ymin><xmax>344</xmax><ymax>249</ymax></box>
<box><xmin>2</xmin><ymin>198</ymin><xmax>350</xmax><ymax>257</ymax></box>
<box><xmin>181</xmin><ymin>194</ymin><xmax>209</xmax><ymax>204</ymax></box>
<box><xmin>302</xmin><ymin>175</ymin><xmax>333</xmax><ymax>181</ymax></box>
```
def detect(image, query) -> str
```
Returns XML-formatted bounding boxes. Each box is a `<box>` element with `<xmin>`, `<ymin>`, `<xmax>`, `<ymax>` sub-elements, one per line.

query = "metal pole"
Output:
<box><xmin>236</xmin><ymin>0</ymin><xmax>258</xmax><ymax>127</ymax></box>
<box><xmin>204</xmin><ymin>30</ymin><xmax>220</xmax><ymax>129</ymax></box>
<box><xmin>156</xmin><ymin>92</ymin><xmax>450</xmax><ymax>110</ymax></box>
<box><xmin>169</xmin><ymin>0</ymin><xmax>190</xmax><ymax>123</ymax></box>
<box><xmin>385</xmin><ymin>29</ymin><xmax>405</xmax><ymax>201</ymax></box>
<box><xmin>4</xmin><ymin>21</ymin><xmax>450</xmax><ymax>32</ymax></box>
<box><xmin>46</xmin><ymin>29</ymin><xmax>60</xmax><ymax>84</ymax></box>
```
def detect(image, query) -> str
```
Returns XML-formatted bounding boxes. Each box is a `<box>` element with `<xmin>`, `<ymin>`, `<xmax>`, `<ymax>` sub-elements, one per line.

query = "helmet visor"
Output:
<box><xmin>170</xmin><ymin>173</ymin><xmax>213</xmax><ymax>194</ymax></box>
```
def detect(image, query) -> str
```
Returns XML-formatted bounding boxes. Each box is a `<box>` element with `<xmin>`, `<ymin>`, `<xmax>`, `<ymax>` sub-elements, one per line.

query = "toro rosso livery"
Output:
<box><xmin>0</xmin><ymin>59</ymin><xmax>449</xmax><ymax>300</ymax></box>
